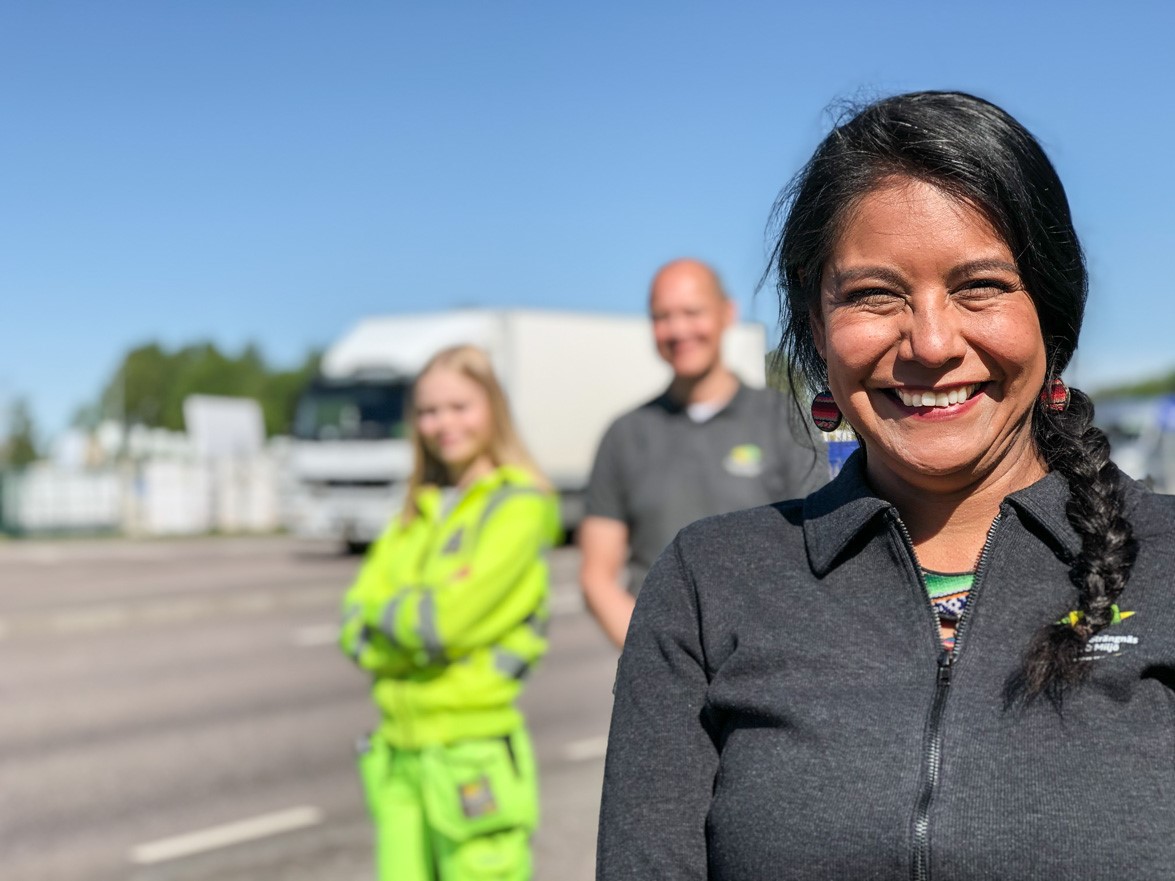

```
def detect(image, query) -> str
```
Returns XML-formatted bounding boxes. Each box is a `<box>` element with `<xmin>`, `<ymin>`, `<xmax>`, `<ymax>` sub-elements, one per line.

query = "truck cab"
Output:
<box><xmin>287</xmin><ymin>375</ymin><xmax>413</xmax><ymax>551</ymax></box>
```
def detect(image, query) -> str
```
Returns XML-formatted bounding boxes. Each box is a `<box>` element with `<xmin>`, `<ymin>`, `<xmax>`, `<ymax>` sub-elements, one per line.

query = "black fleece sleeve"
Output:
<box><xmin>596</xmin><ymin>536</ymin><xmax>719</xmax><ymax>881</ymax></box>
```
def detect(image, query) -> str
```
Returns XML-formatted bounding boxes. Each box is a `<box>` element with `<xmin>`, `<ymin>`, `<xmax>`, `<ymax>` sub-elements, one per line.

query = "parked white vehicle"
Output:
<box><xmin>284</xmin><ymin>308</ymin><xmax>768</xmax><ymax>549</ymax></box>
<box><xmin>1096</xmin><ymin>394</ymin><xmax>1175</xmax><ymax>492</ymax></box>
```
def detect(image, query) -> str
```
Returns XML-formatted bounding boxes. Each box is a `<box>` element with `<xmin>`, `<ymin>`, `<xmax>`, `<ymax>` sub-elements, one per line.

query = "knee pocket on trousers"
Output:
<box><xmin>438</xmin><ymin>825</ymin><xmax>531</xmax><ymax>881</ymax></box>
<box><xmin>420</xmin><ymin>734</ymin><xmax>536</xmax><ymax>843</ymax></box>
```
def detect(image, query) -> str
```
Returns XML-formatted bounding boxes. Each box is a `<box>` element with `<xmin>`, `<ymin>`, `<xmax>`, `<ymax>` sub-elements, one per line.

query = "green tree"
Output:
<box><xmin>1093</xmin><ymin>367</ymin><xmax>1175</xmax><ymax>401</ymax></box>
<box><xmin>101</xmin><ymin>343</ymin><xmax>173</xmax><ymax>428</ymax></box>
<box><xmin>93</xmin><ymin>342</ymin><xmax>321</xmax><ymax>437</ymax></box>
<box><xmin>2</xmin><ymin>398</ymin><xmax>38</xmax><ymax>467</ymax></box>
<box><xmin>258</xmin><ymin>350</ymin><xmax>322</xmax><ymax>436</ymax></box>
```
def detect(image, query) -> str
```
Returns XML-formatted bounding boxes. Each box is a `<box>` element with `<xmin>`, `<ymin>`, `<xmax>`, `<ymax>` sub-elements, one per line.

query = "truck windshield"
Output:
<box><xmin>293</xmin><ymin>381</ymin><xmax>409</xmax><ymax>441</ymax></box>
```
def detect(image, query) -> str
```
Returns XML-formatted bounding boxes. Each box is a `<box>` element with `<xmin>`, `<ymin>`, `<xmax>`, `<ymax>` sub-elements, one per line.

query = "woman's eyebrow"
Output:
<box><xmin>829</xmin><ymin>266</ymin><xmax>906</xmax><ymax>287</ymax></box>
<box><xmin>948</xmin><ymin>259</ymin><xmax>1020</xmax><ymax>281</ymax></box>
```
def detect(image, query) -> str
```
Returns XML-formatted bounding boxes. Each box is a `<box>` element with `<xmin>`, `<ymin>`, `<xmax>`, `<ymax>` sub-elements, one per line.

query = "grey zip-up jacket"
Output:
<box><xmin>597</xmin><ymin>452</ymin><xmax>1175</xmax><ymax>881</ymax></box>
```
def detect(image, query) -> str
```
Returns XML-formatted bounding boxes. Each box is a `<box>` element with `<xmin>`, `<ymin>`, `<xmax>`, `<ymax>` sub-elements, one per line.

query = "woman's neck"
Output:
<box><xmin>870</xmin><ymin>452</ymin><xmax>1048</xmax><ymax>572</ymax></box>
<box><xmin>448</xmin><ymin>455</ymin><xmax>496</xmax><ymax>491</ymax></box>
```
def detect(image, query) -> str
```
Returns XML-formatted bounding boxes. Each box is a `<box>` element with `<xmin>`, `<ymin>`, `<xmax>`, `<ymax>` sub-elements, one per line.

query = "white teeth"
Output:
<box><xmin>895</xmin><ymin>383</ymin><xmax>979</xmax><ymax>409</ymax></box>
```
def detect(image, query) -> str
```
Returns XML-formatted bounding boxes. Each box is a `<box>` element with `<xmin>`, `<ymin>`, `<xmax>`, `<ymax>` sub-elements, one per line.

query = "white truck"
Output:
<box><xmin>284</xmin><ymin>308</ymin><xmax>768</xmax><ymax>550</ymax></box>
<box><xmin>1095</xmin><ymin>394</ymin><xmax>1175</xmax><ymax>492</ymax></box>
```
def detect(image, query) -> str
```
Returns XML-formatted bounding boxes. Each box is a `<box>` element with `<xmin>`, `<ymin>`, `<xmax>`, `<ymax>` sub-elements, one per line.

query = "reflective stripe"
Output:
<box><xmin>440</xmin><ymin>526</ymin><xmax>465</xmax><ymax>555</ymax></box>
<box><xmin>524</xmin><ymin>611</ymin><xmax>550</xmax><ymax>638</ymax></box>
<box><xmin>341</xmin><ymin>604</ymin><xmax>362</xmax><ymax>627</ymax></box>
<box><xmin>350</xmin><ymin>625</ymin><xmax>369</xmax><ymax>661</ymax></box>
<box><xmin>477</xmin><ymin>487</ymin><xmax>545</xmax><ymax>532</ymax></box>
<box><xmin>417</xmin><ymin>592</ymin><xmax>444</xmax><ymax>662</ymax></box>
<box><xmin>379</xmin><ymin>595</ymin><xmax>407</xmax><ymax>645</ymax></box>
<box><xmin>340</xmin><ymin>600</ymin><xmax>367</xmax><ymax>660</ymax></box>
<box><xmin>492</xmin><ymin>648</ymin><xmax>531</xmax><ymax>680</ymax></box>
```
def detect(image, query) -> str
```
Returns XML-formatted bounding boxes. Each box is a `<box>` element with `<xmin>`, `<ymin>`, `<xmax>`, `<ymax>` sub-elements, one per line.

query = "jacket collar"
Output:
<box><xmin>416</xmin><ymin>465</ymin><xmax>537</xmax><ymax>520</ymax></box>
<box><xmin>1003</xmin><ymin>469</ymin><xmax>1080</xmax><ymax>559</ymax></box>
<box><xmin>802</xmin><ymin>451</ymin><xmax>892</xmax><ymax>576</ymax></box>
<box><xmin>802</xmin><ymin>449</ymin><xmax>1081</xmax><ymax>576</ymax></box>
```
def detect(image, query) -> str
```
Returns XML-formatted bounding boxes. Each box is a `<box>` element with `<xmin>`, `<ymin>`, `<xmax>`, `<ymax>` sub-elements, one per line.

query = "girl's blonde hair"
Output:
<box><xmin>401</xmin><ymin>344</ymin><xmax>549</xmax><ymax>525</ymax></box>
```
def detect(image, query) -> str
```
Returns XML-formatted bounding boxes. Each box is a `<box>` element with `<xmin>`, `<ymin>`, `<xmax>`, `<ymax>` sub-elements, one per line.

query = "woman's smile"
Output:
<box><xmin>887</xmin><ymin>382</ymin><xmax>984</xmax><ymax>410</ymax></box>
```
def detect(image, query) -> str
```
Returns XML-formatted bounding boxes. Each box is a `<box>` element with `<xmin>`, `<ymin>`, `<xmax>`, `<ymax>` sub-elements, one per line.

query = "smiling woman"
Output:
<box><xmin>596</xmin><ymin>92</ymin><xmax>1175</xmax><ymax>881</ymax></box>
<box><xmin>339</xmin><ymin>345</ymin><xmax>560</xmax><ymax>881</ymax></box>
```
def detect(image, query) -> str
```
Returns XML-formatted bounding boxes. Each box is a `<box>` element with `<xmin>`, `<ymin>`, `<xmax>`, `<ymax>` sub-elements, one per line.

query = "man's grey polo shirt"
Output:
<box><xmin>585</xmin><ymin>383</ymin><xmax>828</xmax><ymax>593</ymax></box>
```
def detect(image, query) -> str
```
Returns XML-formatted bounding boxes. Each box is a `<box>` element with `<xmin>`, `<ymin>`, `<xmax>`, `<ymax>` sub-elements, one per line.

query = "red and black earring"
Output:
<box><xmin>1040</xmin><ymin>378</ymin><xmax>1069</xmax><ymax>412</ymax></box>
<box><xmin>810</xmin><ymin>390</ymin><xmax>842</xmax><ymax>432</ymax></box>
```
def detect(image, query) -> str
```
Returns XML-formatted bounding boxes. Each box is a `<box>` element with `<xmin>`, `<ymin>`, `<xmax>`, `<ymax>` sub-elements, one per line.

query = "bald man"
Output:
<box><xmin>578</xmin><ymin>259</ymin><xmax>828</xmax><ymax>647</ymax></box>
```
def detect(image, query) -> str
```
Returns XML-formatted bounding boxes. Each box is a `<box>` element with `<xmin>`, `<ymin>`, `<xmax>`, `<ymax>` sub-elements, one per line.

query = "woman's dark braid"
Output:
<box><xmin>1010</xmin><ymin>386</ymin><xmax>1138</xmax><ymax>707</ymax></box>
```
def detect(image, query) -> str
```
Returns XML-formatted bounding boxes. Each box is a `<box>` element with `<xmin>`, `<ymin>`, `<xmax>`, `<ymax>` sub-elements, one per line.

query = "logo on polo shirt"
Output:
<box><xmin>723</xmin><ymin>443</ymin><xmax>763</xmax><ymax>477</ymax></box>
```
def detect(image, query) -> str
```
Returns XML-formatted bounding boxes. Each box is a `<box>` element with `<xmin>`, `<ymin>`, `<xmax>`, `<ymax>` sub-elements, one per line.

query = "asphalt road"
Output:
<box><xmin>0</xmin><ymin>537</ymin><xmax>616</xmax><ymax>881</ymax></box>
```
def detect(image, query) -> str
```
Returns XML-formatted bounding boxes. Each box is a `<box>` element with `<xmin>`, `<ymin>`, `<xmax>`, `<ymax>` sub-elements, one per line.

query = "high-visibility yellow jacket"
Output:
<box><xmin>340</xmin><ymin>465</ymin><xmax>560</xmax><ymax>748</ymax></box>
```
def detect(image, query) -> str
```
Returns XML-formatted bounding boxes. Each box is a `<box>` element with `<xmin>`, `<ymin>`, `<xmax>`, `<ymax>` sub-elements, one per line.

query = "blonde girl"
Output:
<box><xmin>341</xmin><ymin>344</ymin><xmax>559</xmax><ymax>881</ymax></box>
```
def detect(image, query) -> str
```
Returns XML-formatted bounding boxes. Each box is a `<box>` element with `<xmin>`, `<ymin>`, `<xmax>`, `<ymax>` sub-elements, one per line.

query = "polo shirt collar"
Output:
<box><xmin>657</xmin><ymin>380</ymin><xmax>748</xmax><ymax>419</ymax></box>
<box><xmin>802</xmin><ymin>449</ymin><xmax>1080</xmax><ymax>575</ymax></box>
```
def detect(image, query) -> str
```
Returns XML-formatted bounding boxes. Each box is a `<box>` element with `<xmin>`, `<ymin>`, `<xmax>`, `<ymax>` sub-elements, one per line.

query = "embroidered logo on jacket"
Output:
<box><xmin>723</xmin><ymin>443</ymin><xmax>763</xmax><ymax>477</ymax></box>
<box><xmin>1060</xmin><ymin>605</ymin><xmax>1140</xmax><ymax>661</ymax></box>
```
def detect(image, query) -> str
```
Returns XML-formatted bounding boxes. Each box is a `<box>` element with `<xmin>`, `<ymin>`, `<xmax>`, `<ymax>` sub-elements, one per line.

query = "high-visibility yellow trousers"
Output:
<box><xmin>357</xmin><ymin>727</ymin><xmax>537</xmax><ymax>881</ymax></box>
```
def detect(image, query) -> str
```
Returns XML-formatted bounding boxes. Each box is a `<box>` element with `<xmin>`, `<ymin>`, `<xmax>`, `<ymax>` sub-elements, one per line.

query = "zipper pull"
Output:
<box><xmin>937</xmin><ymin>650</ymin><xmax>953</xmax><ymax>685</ymax></box>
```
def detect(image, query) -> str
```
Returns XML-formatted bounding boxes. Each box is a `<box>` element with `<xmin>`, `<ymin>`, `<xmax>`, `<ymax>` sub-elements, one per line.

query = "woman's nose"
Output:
<box><xmin>898</xmin><ymin>300</ymin><xmax>967</xmax><ymax>368</ymax></box>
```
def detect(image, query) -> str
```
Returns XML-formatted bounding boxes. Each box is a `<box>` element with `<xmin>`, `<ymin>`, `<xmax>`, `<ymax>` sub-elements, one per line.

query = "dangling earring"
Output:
<box><xmin>810</xmin><ymin>390</ymin><xmax>842</xmax><ymax>432</ymax></box>
<box><xmin>1040</xmin><ymin>378</ymin><xmax>1069</xmax><ymax>412</ymax></box>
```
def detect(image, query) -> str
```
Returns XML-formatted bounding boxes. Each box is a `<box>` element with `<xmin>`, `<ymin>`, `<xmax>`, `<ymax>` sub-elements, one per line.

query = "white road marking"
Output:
<box><xmin>563</xmin><ymin>734</ymin><xmax>609</xmax><ymax>762</ymax></box>
<box><xmin>228</xmin><ymin>593</ymin><xmax>278</xmax><ymax>613</ymax></box>
<box><xmin>0</xmin><ymin>585</ymin><xmax>341</xmax><ymax>639</ymax></box>
<box><xmin>52</xmin><ymin>606</ymin><xmax>132</xmax><ymax>633</ymax></box>
<box><xmin>128</xmin><ymin>805</ymin><xmax>324</xmax><ymax>865</ymax></box>
<box><xmin>292</xmin><ymin>624</ymin><xmax>339</xmax><ymax>647</ymax></box>
<box><xmin>24</xmin><ymin>546</ymin><xmax>64</xmax><ymax>564</ymax></box>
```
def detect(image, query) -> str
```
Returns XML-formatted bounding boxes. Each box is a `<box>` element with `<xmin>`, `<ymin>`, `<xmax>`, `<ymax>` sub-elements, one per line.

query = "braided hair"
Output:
<box><xmin>769</xmin><ymin>91</ymin><xmax>1137</xmax><ymax>705</ymax></box>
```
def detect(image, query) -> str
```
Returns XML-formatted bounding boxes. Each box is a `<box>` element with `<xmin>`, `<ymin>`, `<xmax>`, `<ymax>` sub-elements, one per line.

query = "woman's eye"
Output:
<box><xmin>956</xmin><ymin>278</ymin><xmax>1016</xmax><ymax>299</ymax></box>
<box><xmin>843</xmin><ymin>287</ymin><xmax>901</xmax><ymax>306</ymax></box>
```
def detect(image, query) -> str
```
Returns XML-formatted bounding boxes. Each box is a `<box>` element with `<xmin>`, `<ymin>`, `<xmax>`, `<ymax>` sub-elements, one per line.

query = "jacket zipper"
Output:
<box><xmin>893</xmin><ymin>509</ymin><xmax>1004</xmax><ymax>881</ymax></box>
<box><xmin>416</xmin><ymin>487</ymin><xmax>471</xmax><ymax>574</ymax></box>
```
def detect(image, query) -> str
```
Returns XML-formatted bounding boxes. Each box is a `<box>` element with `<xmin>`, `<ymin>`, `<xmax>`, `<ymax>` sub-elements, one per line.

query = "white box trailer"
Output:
<box><xmin>285</xmin><ymin>308</ymin><xmax>766</xmax><ymax>549</ymax></box>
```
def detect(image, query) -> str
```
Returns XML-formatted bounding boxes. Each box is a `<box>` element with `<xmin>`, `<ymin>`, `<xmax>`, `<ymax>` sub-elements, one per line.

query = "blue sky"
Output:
<box><xmin>3</xmin><ymin>1</ymin><xmax>1173</xmax><ymax>436</ymax></box>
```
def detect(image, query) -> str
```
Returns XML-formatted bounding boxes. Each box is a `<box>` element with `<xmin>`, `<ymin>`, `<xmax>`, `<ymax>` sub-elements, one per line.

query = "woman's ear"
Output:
<box><xmin>809</xmin><ymin>307</ymin><xmax>827</xmax><ymax>361</ymax></box>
